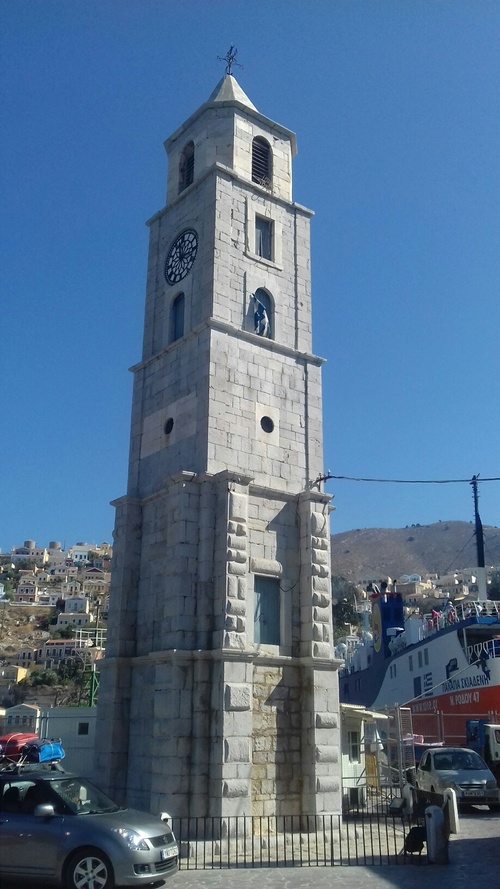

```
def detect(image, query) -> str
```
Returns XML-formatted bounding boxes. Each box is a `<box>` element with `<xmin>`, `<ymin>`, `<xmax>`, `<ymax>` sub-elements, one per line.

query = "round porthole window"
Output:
<box><xmin>164</xmin><ymin>417</ymin><xmax>174</xmax><ymax>435</ymax></box>
<box><xmin>260</xmin><ymin>416</ymin><xmax>274</xmax><ymax>433</ymax></box>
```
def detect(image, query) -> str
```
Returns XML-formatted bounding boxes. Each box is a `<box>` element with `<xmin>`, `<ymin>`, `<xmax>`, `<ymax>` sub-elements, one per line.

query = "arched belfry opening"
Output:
<box><xmin>179</xmin><ymin>140</ymin><xmax>195</xmax><ymax>192</ymax></box>
<box><xmin>252</xmin><ymin>136</ymin><xmax>272</xmax><ymax>188</ymax></box>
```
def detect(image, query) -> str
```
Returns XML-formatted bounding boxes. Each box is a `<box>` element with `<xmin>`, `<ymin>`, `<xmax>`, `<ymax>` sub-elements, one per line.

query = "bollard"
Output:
<box><xmin>443</xmin><ymin>787</ymin><xmax>460</xmax><ymax>835</ymax></box>
<box><xmin>402</xmin><ymin>782</ymin><xmax>414</xmax><ymax>815</ymax></box>
<box><xmin>426</xmin><ymin>805</ymin><xmax>449</xmax><ymax>864</ymax></box>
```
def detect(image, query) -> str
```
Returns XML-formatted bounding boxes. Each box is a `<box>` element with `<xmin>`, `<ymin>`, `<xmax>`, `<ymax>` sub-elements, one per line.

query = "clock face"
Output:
<box><xmin>165</xmin><ymin>229</ymin><xmax>198</xmax><ymax>284</ymax></box>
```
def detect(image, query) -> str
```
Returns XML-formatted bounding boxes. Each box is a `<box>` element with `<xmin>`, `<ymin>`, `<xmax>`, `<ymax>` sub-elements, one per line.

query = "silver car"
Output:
<box><xmin>415</xmin><ymin>746</ymin><xmax>500</xmax><ymax>810</ymax></box>
<box><xmin>0</xmin><ymin>769</ymin><xmax>178</xmax><ymax>888</ymax></box>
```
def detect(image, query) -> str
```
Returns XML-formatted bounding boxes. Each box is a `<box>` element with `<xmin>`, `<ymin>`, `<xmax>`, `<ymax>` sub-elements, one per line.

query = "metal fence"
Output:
<box><xmin>172</xmin><ymin>811</ymin><xmax>426</xmax><ymax>869</ymax></box>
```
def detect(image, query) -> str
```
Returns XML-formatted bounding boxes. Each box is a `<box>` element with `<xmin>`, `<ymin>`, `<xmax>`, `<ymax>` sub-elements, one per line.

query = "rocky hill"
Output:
<box><xmin>0</xmin><ymin>604</ymin><xmax>50</xmax><ymax>659</ymax></box>
<box><xmin>330</xmin><ymin>520</ymin><xmax>500</xmax><ymax>583</ymax></box>
<box><xmin>0</xmin><ymin>605</ymin><xmax>81</xmax><ymax>709</ymax></box>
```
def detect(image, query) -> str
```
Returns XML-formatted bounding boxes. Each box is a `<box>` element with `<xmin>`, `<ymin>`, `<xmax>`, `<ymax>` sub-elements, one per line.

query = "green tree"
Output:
<box><xmin>50</xmin><ymin>624</ymin><xmax>75</xmax><ymax>639</ymax></box>
<box><xmin>331</xmin><ymin>575</ymin><xmax>360</xmax><ymax>606</ymax></box>
<box><xmin>58</xmin><ymin>660</ymin><xmax>82</xmax><ymax>683</ymax></box>
<box><xmin>331</xmin><ymin>575</ymin><xmax>362</xmax><ymax>640</ymax></box>
<box><xmin>2</xmin><ymin>683</ymin><xmax>27</xmax><ymax>707</ymax></box>
<box><xmin>37</xmin><ymin>613</ymin><xmax>50</xmax><ymax>630</ymax></box>
<box><xmin>29</xmin><ymin>669</ymin><xmax>59</xmax><ymax>686</ymax></box>
<box><xmin>16</xmin><ymin>559</ymin><xmax>34</xmax><ymax>571</ymax></box>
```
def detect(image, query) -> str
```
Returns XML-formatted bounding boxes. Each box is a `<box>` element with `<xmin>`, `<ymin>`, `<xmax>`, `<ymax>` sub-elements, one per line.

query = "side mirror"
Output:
<box><xmin>34</xmin><ymin>804</ymin><xmax>55</xmax><ymax>817</ymax></box>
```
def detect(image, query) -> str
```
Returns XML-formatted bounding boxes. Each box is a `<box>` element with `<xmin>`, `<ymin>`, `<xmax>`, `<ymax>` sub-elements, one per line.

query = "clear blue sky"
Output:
<box><xmin>2</xmin><ymin>0</ymin><xmax>499</xmax><ymax>553</ymax></box>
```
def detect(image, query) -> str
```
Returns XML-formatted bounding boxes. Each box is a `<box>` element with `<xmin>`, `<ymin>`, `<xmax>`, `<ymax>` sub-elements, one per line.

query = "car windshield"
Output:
<box><xmin>49</xmin><ymin>777</ymin><xmax>123</xmax><ymax>815</ymax></box>
<box><xmin>434</xmin><ymin>750</ymin><xmax>486</xmax><ymax>771</ymax></box>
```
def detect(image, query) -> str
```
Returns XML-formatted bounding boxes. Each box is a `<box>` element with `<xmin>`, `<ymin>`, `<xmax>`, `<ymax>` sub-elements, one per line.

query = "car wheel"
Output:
<box><xmin>65</xmin><ymin>848</ymin><xmax>114</xmax><ymax>889</ymax></box>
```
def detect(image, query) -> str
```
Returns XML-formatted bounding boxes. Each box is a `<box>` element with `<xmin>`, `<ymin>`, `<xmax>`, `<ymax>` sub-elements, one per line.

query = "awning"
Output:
<box><xmin>340</xmin><ymin>703</ymin><xmax>389</xmax><ymax>720</ymax></box>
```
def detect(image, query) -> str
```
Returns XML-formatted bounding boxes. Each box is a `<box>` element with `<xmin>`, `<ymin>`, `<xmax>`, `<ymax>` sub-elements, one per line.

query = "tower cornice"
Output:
<box><xmin>129</xmin><ymin>317</ymin><xmax>326</xmax><ymax>376</ymax></box>
<box><xmin>146</xmin><ymin>161</ymin><xmax>313</xmax><ymax>227</ymax></box>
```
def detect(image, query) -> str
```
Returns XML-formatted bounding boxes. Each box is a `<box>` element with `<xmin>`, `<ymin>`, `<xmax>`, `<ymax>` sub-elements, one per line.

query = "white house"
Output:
<box><xmin>57</xmin><ymin>614</ymin><xmax>92</xmax><ymax>629</ymax></box>
<box><xmin>340</xmin><ymin>704</ymin><xmax>389</xmax><ymax>810</ymax></box>
<box><xmin>61</xmin><ymin>580</ymin><xmax>82</xmax><ymax>596</ymax></box>
<box><xmin>2</xmin><ymin>702</ymin><xmax>41</xmax><ymax>734</ymax></box>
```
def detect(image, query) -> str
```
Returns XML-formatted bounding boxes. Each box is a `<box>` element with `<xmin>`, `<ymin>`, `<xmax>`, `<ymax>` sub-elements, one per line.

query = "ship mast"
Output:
<box><xmin>471</xmin><ymin>474</ymin><xmax>487</xmax><ymax>601</ymax></box>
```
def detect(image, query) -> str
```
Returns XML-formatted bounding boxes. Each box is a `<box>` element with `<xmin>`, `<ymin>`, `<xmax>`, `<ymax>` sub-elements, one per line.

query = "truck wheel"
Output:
<box><xmin>65</xmin><ymin>848</ymin><xmax>114</xmax><ymax>889</ymax></box>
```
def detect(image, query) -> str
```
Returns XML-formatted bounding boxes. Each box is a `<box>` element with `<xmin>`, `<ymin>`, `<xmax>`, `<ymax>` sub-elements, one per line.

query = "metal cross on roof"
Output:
<box><xmin>218</xmin><ymin>45</ymin><xmax>242</xmax><ymax>76</ymax></box>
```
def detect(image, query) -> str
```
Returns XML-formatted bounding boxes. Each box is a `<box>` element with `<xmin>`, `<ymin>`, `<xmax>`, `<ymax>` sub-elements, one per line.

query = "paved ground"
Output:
<box><xmin>1</xmin><ymin>807</ymin><xmax>498</xmax><ymax>889</ymax></box>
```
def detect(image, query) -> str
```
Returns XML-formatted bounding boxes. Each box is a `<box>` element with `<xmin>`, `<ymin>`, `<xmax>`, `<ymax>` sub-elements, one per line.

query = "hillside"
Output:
<box><xmin>330</xmin><ymin>520</ymin><xmax>500</xmax><ymax>583</ymax></box>
<box><xmin>0</xmin><ymin>605</ymin><xmax>51</xmax><ymax>659</ymax></box>
<box><xmin>0</xmin><ymin>605</ymin><xmax>81</xmax><ymax>708</ymax></box>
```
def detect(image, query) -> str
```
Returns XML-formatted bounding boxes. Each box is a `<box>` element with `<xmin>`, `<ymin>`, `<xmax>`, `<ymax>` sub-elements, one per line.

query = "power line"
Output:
<box><xmin>318</xmin><ymin>474</ymin><xmax>500</xmax><ymax>485</ymax></box>
<box><xmin>442</xmin><ymin>531</ymin><xmax>477</xmax><ymax>575</ymax></box>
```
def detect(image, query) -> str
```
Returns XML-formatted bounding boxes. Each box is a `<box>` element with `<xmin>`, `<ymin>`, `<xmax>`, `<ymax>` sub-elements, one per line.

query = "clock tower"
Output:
<box><xmin>95</xmin><ymin>73</ymin><xmax>341</xmax><ymax>820</ymax></box>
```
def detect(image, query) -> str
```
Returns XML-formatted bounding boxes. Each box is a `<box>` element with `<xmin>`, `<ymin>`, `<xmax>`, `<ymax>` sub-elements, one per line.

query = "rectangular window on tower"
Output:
<box><xmin>254</xmin><ymin>576</ymin><xmax>280</xmax><ymax>644</ymax></box>
<box><xmin>255</xmin><ymin>216</ymin><xmax>273</xmax><ymax>260</ymax></box>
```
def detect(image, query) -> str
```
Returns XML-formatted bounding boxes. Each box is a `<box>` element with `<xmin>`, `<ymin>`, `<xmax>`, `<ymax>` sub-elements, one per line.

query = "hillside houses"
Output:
<box><xmin>0</xmin><ymin>539</ymin><xmax>111</xmax><ymax>678</ymax></box>
<box><xmin>1</xmin><ymin>539</ymin><xmax>111</xmax><ymax>611</ymax></box>
<box><xmin>355</xmin><ymin>566</ymin><xmax>498</xmax><ymax>612</ymax></box>
<box><xmin>14</xmin><ymin>634</ymin><xmax>104</xmax><ymax>672</ymax></box>
<box><xmin>37</xmin><ymin>637</ymin><xmax>101</xmax><ymax>670</ymax></box>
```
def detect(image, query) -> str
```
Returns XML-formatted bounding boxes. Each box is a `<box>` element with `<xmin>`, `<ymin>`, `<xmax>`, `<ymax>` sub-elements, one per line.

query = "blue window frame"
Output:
<box><xmin>254</xmin><ymin>576</ymin><xmax>280</xmax><ymax>644</ymax></box>
<box><xmin>255</xmin><ymin>216</ymin><xmax>273</xmax><ymax>260</ymax></box>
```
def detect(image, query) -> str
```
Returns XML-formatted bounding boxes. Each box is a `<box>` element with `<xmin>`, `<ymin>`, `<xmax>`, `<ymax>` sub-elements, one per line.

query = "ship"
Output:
<box><xmin>338</xmin><ymin>478</ymin><xmax>500</xmax><ymax>745</ymax></box>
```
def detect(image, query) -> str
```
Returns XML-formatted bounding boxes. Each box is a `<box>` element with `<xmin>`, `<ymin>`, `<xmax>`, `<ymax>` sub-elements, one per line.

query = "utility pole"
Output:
<box><xmin>471</xmin><ymin>475</ymin><xmax>487</xmax><ymax>601</ymax></box>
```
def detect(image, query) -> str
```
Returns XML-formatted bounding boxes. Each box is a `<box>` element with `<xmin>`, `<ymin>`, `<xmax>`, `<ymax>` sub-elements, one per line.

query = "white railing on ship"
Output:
<box><xmin>465</xmin><ymin>637</ymin><xmax>500</xmax><ymax>663</ymax></box>
<box><xmin>340</xmin><ymin>599</ymin><xmax>500</xmax><ymax>673</ymax></box>
<box><xmin>421</xmin><ymin>600</ymin><xmax>500</xmax><ymax>640</ymax></box>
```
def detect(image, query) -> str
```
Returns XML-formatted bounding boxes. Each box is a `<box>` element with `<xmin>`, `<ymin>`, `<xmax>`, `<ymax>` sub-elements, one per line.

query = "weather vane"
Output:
<box><xmin>218</xmin><ymin>45</ymin><xmax>242</xmax><ymax>76</ymax></box>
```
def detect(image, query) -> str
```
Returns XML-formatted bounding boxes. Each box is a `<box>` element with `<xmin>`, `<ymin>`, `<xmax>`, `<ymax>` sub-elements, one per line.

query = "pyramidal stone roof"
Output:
<box><xmin>206</xmin><ymin>74</ymin><xmax>258</xmax><ymax>111</ymax></box>
<box><xmin>165</xmin><ymin>74</ymin><xmax>296</xmax><ymax>157</ymax></box>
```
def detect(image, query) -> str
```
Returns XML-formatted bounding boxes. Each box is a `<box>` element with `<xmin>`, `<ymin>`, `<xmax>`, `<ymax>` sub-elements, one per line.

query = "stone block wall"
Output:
<box><xmin>96</xmin><ymin>465</ymin><xmax>341</xmax><ymax>817</ymax></box>
<box><xmin>251</xmin><ymin>663</ymin><xmax>302</xmax><ymax>816</ymax></box>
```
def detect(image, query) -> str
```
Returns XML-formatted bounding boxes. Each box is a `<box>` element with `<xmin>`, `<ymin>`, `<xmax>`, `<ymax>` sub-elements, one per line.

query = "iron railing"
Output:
<box><xmin>171</xmin><ymin>811</ymin><xmax>425</xmax><ymax>869</ymax></box>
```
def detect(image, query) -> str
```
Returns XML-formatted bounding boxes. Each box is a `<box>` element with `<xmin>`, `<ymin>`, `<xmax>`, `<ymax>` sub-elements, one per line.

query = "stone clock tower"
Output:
<box><xmin>95</xmin><ymin>73</ymin><xmax>341</xmax><ymax>820</ymax></box>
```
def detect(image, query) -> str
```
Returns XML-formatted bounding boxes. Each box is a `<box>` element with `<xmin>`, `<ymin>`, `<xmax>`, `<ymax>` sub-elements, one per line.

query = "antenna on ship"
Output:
<box><xmin>471</xmin><ymin>474</ymin><xmax>487</xmax><ymax>601</ymax></box>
